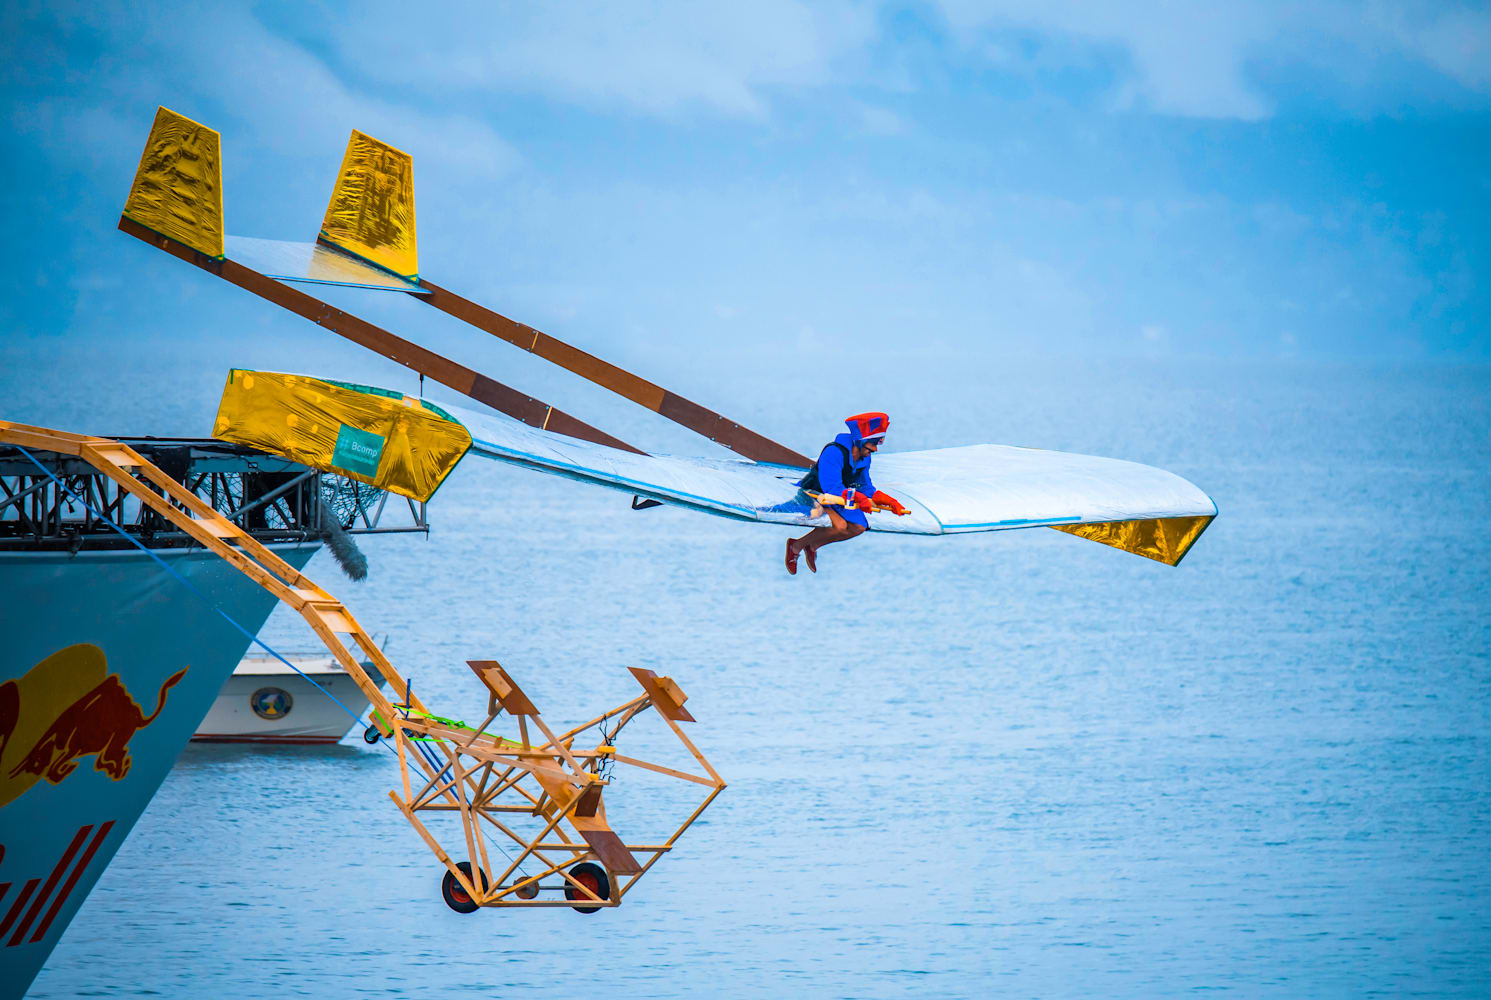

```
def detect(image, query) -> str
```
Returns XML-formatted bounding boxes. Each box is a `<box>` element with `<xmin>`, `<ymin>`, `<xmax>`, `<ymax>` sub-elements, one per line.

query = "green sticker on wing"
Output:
<box><xmin>331</xmin><ymin>423</ymin><xmax>385</xmax><ymax>477</ymax></box>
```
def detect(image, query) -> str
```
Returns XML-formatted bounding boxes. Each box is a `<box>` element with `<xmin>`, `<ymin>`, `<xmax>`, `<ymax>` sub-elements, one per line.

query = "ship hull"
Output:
<box><xmin>0</xmin><ymin>543</ymin><xmax>318</xmax><ymax>998</ymax></box>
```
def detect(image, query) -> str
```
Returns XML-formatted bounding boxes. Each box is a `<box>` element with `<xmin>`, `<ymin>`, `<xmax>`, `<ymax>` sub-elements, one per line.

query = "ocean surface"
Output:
<box><xmin>12</xmin><ymin>351</ymin><xmax>1491</xmax><ymax>998</ymax></box>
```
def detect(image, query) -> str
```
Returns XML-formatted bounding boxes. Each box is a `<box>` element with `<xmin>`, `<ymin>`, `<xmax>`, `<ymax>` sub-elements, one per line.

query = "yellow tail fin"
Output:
<box><xmin>122</xmin><ymin>106</ymin><xmax>224</xmax><ymax>259</ymax></box>
<box><xmin>319</xmin><ymin>130</ymin><xmax>418</xmax><ymax>280</ymax></box>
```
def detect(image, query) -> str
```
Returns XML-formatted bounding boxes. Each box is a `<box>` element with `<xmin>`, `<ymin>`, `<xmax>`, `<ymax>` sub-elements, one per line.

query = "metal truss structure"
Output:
<box><xmin>0</xmin><ymin>437</ymin><xmax>426</xmax><ymax>552</ymax></box>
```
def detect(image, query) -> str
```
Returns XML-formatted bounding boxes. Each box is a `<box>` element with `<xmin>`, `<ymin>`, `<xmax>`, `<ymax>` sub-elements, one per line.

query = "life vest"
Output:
<box><xmin>796</xmin><ymin>442</ymin><xmax>868</xmax><ymax>495</ymax></box>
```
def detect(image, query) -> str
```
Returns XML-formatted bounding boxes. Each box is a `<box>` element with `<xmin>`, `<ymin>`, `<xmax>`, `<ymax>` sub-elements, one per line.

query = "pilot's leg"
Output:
<box><xmin>788</xmin><ymin>507</ymin><xmax>866</xmax><ymax>573</ymax></box>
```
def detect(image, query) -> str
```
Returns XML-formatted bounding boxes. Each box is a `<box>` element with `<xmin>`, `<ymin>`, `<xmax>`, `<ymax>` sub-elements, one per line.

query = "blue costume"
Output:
<box><xmin>784</xmin><ymin>412</ymin><xmax>903</xmax><ymax>575</ymax></box>
<box><xmin>797</xmin><ymin>418</ymin><xmax>882</xmax><ymax>528</ymax></box>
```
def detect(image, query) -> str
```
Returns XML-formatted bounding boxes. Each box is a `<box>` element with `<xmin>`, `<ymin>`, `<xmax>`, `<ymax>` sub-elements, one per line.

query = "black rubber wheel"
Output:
<box><xmin>442</xmin><ymin>861</ymin><xmax>487</xmax><ymax>914</ymax></box>
<box><xmin>362</xmin><ymin>725</ymin><xmax>381</xmax><ymax>744</ymax></box>
<box><xmin>564</xmin><ymin>862</ymin><xmax>611</xmax><ymax>914</ymax></box>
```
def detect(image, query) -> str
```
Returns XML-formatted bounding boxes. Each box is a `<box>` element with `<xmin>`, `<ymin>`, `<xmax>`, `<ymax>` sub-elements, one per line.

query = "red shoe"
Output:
<box><xmin>804</xmin><ymin>545</ymin><xmax>817</xmax><ymax>573</ymax></box>
<box><xmin>784</xmin><ymin>539</ymin><xmax>799</xmax><ymax>575</ymax></box>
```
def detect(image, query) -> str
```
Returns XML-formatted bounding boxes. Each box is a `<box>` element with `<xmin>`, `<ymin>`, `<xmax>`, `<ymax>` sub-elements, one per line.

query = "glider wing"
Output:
<box><xmin>451</xmin><ymin>402</ymin><xmax>1216</xmax><ymax>563</ymax></box>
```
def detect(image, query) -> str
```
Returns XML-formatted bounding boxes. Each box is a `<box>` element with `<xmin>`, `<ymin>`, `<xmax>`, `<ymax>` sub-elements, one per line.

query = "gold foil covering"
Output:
<box><xmin>318</xmin><ymin>130</ymin><xmax>418</xmax><ymax>279</ymax></box>
<box><xmin>122</xmin><ymin>107</ymin><xmax>225</xmax><ymax>258</ymax></box>
<box><xmin>213</xmin><ymin>370</ymin><xmax>470</xmax><ymax>502</ymax></box>
<box><xmin>1051</xmin><ymin>515</ymin><xmax>1213</xmax><ymax>566</ymax></box>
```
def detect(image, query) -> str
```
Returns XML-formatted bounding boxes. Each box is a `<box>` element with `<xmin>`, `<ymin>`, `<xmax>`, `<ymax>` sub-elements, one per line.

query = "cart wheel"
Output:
<box><xmin>564</xmin><ymin>862</ymin><xmax>611</xmax><ymax>914</ymax></box>
<box><xmin>442</xmin><ymin>861</ymin><xmax>487</xmax><ymax>914</ymax></box>
<box><xmin>362</xmin><ymin>726</ymin><xmax>381</xmax><ymax>744</ymax></box>
<box><xmin>514</xmin><ymin>879</ymin><xmax>540</xmax><ymax>900</ymax></box>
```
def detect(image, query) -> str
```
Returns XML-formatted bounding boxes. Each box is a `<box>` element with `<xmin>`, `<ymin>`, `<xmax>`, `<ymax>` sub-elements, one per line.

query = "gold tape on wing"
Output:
<box><xmin>1050</xmin><ymin>515</ymin><xmax>1213</xmax><ymax>566</ymax></box>
<box><xmin>319</xmin><ymin>130</ymin><xmax>418</xmax><ymax>279</ymax></box>
<box><xmin>122</xmin><ymin>106</ymin><xmax>224</xmax><ymax>259</ymax></box>
<box><xmin>212</xmin><ymin>370</ymin><xmax>471</xmax><ymax>502</ymax></box>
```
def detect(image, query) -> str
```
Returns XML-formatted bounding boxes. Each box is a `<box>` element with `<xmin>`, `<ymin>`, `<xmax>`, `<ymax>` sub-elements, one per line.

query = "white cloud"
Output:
<box><xmin>852</xmin><ymin>101</ymin><xmax>907</xmax><ymax>135</ymax></box>
<box><xmin>1362</xmin><ymin>3</ymin><xmax>1491</xmax><ymax>92</ymax></box>
<box><xmin>933</xmin><ymin>0</ymin><xmax>1277</xmax><ymax>118</ymax></box>
<box><xmin>24</xmin><ymin>4</ymin><xmax>517</xmax><ymax>181</ymax></box>
<box><xmin>296</xmin><ymin>0</ymin><xmax>877</xmax><ymax>120</ymax></box>
<box><xmin>928</xmin><ymin>0</ymin><xmax>1491</xmax><ymax>119</ymax></box>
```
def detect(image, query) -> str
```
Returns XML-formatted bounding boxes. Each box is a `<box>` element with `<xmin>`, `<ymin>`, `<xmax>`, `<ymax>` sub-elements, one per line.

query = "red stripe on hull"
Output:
<box><xmin>0</xmin><ymin>879</ymin><xmax>38</xmax><ymax>938</ymax></box>
<box><xmin>9</xmin><ymin>825</ymin><xmax>90</xmax><ymax>947</ymax></box>
<box><xmin>31</xmin><ymin>821</ymin><xmax>114</xmax><ymax>944</ymax></box>
<box><xmin>191</xmin><ymin>733</ymin><xmax>342</xmax><ymax>744</ymax></box>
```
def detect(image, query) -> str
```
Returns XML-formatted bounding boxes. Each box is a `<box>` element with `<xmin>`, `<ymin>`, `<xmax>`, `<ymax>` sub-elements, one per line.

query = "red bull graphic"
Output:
<box><xmin>0</xmin><ymin>822</ymin><xmax>114</xmax><ymax>949</ymax></box>
<box><xmin>0</xmin><ymin>644</ymin><xmax>188</xmax><ymax>807</ymax></box>
<box><xmin>0</xmin><ymin>540</ymin><xmax>320</xmax><ymax>998</ymax></box>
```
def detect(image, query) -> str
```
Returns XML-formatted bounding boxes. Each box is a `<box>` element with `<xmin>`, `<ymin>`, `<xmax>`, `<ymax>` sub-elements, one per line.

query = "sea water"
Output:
<box><xmin>14</xmin><ymin>352</ymin><xmax>1491</xmax><ymax>998</ymax></box>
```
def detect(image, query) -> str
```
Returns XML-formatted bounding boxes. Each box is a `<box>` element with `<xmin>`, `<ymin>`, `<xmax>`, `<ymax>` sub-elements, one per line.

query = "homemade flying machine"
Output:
<box><xmin>119</xmin><ymin>106</ymin><xmax>1218</xmax><ymax>567</ymax></box>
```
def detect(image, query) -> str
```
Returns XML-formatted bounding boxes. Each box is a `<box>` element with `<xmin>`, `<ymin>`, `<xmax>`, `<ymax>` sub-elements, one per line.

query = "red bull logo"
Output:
<box><xmin>0</xmin><ymin>644</ymin><xmax>188</xmax><ymax>807</ymax></box>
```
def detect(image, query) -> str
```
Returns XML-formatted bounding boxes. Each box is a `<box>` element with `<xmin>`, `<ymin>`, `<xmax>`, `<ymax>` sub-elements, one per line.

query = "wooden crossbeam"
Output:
<box><xmin>118</xmin><ymin>215</ymin><xmax>644</xmax><ymax>455</ymax></box>
<box><xmin>411</xmin><ymin>277</ymin><xmax>811</xmax><ymax>467</ymax></box>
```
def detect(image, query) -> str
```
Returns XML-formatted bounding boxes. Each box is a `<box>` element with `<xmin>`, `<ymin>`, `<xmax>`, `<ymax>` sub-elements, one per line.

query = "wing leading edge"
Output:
<box><xmin>450</xmin><ymin>403</ymin><xmax>1216</xmax><ymax>564</ymax></box>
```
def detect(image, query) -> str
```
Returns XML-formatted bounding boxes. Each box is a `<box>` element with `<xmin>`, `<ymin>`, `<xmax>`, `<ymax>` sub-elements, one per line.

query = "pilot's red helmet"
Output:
<box><xmin>844</xmin><ymin>412</ymin><xmax>889</xmax><ymax>444</ymax></box>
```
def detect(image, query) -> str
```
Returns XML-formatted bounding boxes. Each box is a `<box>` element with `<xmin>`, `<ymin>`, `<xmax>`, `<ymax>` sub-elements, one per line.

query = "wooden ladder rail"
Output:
<box><xmin>0</xmin><ymin>420</ymin><xmax>419</xmax><ymax>727</ymax></box>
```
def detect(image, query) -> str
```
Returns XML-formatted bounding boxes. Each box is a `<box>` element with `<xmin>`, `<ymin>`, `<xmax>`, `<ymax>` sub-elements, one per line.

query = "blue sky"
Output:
<box><xmin>1</xmin><ymin>0</ymin><xmax>1488</xmax><ymax>375</ymax></box>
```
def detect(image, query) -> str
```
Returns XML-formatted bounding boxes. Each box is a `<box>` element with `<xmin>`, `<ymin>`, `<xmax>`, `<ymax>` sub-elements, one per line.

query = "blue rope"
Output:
<box><xmin>15</xmin><ymin>443</ymin><xmax>389</xmax><ymax>750</ymax></box>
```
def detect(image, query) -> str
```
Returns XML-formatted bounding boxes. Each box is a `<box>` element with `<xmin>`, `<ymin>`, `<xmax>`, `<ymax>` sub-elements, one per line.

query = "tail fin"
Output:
<box><xmin>122</xmin><ymin>106</ymin><xmax>225</xmax><ymax>259</ymax></box>
<box><xmin>318</xmin><ymin>130</ymin><xmax>418</xmax><ymax>280</ymax></box>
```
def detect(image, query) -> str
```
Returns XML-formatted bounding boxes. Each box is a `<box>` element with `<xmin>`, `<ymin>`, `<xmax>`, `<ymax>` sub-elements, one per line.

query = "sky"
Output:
<box><xmin>1</xmin><ymin>0</ymin><xmax>1488</xmax><ymax>388</ymax></box>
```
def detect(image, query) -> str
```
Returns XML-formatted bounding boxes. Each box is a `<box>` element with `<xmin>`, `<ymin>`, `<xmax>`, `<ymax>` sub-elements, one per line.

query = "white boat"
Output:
<box><xmin>193</xmin><ymin>650</ymin><xmax>388</xmax><ymax>745</ymax></box>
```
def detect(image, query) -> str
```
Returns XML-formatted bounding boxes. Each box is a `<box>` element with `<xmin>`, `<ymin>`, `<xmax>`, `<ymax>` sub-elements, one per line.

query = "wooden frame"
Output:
<box><xmin>385</xmin><ymin>662</ymin><xmax>725</xmax><ymax>911</ymax></box>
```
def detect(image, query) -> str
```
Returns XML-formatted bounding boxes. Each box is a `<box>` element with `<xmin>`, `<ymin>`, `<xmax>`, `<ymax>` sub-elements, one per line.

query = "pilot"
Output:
<box><xmin>785</xmin><ymin>411</ymin><xmax>909</xmax><ymax>574</ymax></box>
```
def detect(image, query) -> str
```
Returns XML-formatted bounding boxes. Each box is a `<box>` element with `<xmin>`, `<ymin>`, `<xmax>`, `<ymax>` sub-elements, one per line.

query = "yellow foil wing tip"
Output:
<box><xmin>122</xmin><ymin>106</ymin><xmax>225</xmax><ymax>259</ymax></box>
<box><xmin>318</xmin><ymin>130</ymin><xmax>418</xmax><ymax>280</ymax></box>
<box><xmin>1050</xmin><ymin>514</ymin><xmax>1214</xmax><ymax>566</ymax></box>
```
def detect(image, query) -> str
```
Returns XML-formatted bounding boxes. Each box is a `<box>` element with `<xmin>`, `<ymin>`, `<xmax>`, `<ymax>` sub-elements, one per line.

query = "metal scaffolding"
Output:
<box><xmin>0</xmin><ymin>437</ymin><xmax>426</xmax><ymax>552</ymax></box>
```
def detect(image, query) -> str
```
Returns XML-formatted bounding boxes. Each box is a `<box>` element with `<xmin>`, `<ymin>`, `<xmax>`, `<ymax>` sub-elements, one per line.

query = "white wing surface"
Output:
<box><xmin>450</xmin><ymin>403</ymin><xmax>1217</xmax><ymax>564</ymax></box>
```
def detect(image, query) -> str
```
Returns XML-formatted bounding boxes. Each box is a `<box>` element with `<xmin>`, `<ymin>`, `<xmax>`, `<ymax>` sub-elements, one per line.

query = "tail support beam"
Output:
<box><xmin>118</xmin><ymin>215</ymin><xmax>643</xmax><ymax>455</ymax></box>
<box><xmin>410</xmin><ymin>278</ymin><xmax>810</xmax><ymax>467</ymax></box>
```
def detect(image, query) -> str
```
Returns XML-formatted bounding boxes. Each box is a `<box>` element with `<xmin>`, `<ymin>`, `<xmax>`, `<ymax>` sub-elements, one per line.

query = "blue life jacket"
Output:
<box><xmin>796</xmin><ymin>440</ymin><xmax>870</xmax><ymax>495</ymax></box>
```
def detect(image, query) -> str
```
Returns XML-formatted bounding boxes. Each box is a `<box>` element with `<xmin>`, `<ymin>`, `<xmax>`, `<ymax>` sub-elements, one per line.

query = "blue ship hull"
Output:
<box><xmin>0</xmin><ymin>543</ymin><xmax>318</xmax><ymax>998</ymax></box>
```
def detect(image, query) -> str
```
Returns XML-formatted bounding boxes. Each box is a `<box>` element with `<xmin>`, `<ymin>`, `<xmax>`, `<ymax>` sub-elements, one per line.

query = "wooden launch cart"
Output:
<box><xmin>377</xmin><ymin>661</ymin><xmax>725</xmax><ymax>912</ymax></box>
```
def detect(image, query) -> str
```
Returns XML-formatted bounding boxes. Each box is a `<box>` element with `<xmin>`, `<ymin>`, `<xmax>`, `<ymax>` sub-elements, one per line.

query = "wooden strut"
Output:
<box><xmin>0</xmin><ymin>421</ymin><xmax>725</xmax><ymax>914</ymax></box>
<box><xmin>120</xmin><ymin>210</ymin><xmax>807</xmax><ymax>466</ymax></box>
<box><xmin>409</xmin><ymin>275</ymin><xmax>812</xmax><ymax>468</ymax></box>
<box><xmin>117</xmin><ymin>215</ymin><xmax>644</xmax><ymax>456</ymax></box>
